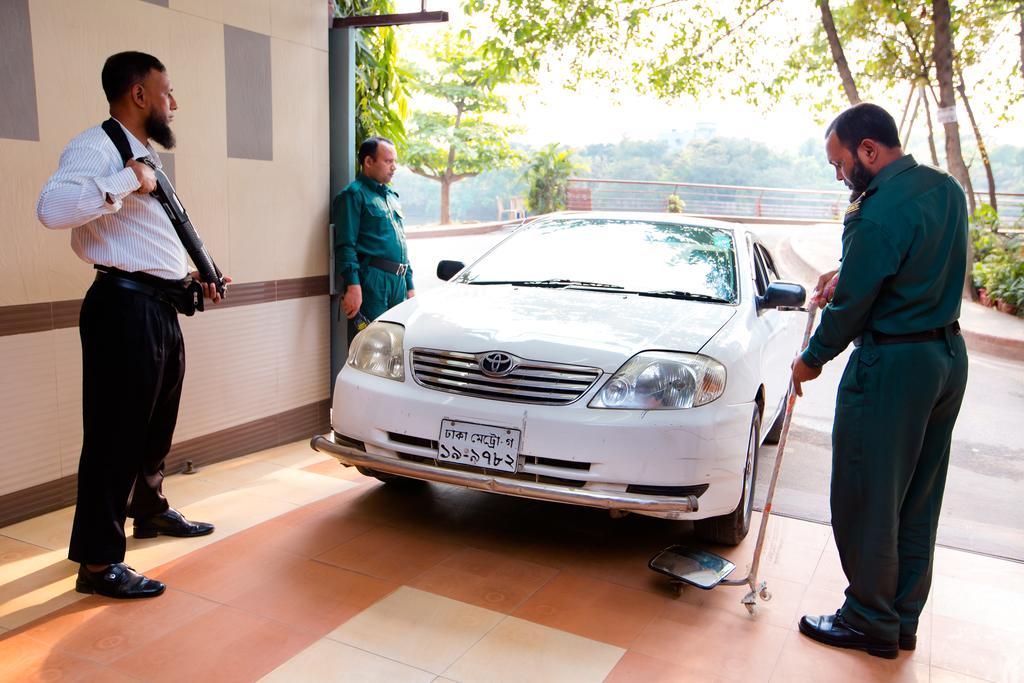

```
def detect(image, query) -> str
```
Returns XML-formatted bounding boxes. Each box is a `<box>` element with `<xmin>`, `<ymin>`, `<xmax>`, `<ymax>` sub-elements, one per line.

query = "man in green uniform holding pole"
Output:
<box><xmin>334</xmin><ymin>136</ymin><xmax>415</xmax><ymax>342</ymax></box>
<box><xmin>791</xmin><ymin>103</ymin><xmax>969</xmax><ymax>659</ymax></box>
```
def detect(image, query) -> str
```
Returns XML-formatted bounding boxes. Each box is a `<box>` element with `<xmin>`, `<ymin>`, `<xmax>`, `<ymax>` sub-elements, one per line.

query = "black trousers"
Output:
<box><xmin>68</xmin><ymin>280</ymin><xmax>185</xmax><ymax>565</ymax></box>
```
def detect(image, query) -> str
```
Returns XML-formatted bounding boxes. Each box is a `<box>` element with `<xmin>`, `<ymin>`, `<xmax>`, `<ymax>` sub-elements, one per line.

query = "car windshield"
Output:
<box><xmin>457</xmin><ymin>218</ymin><xmax>738</xmax><ymax>303</ymax></box>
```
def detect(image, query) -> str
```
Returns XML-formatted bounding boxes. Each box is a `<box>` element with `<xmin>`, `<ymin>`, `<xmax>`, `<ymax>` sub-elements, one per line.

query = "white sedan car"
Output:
<box><xmin>312</xmin><ymin>212</ymin><xmax>807</xmax><ymax>544</ymax></box>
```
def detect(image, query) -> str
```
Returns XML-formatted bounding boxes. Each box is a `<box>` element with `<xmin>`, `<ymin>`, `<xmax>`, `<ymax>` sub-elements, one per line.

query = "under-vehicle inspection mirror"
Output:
<box><xmin>648</xmin><ymin>545</ymin><xmax>736</xmax><ymax>590</ymax></box>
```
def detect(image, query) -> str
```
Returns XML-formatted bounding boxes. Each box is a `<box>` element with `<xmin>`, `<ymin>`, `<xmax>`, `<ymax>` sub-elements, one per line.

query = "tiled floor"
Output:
<box><xmin>1</xmin><ymin>441</ymin><xmax>1022</xmax><ymax>682</ymax></box>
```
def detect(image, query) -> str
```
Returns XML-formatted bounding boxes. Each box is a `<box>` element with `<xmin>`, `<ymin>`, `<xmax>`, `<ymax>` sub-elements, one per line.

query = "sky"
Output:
<box><xmin>388</xmin><ymin>0</ymin><xmax>1023</xmax><ymax>151</ymax></box>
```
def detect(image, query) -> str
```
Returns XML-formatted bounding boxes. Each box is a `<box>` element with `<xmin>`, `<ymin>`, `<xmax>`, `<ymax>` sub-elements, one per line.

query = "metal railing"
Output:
<box><xmin>566</xmin><ymin>178</ymin><xmax>1024</xmax><ymax>227</ymax></box>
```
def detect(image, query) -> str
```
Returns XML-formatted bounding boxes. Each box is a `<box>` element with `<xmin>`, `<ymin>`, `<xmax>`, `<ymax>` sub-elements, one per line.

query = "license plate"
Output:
<box><xmin>437</xmin><ymin>419</ymin><xmax>521</xmax><ymax>473</ymax></box>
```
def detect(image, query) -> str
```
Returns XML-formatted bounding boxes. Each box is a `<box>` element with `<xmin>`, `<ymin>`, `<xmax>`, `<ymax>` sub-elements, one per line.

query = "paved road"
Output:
<box><xmin>408</xmin><ymin>224</ymin><xmax>1024</xmax><ymax>561</ymax></box>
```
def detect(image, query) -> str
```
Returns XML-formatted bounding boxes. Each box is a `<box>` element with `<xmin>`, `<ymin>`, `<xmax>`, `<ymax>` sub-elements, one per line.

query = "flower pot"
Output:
<box><xmin>996</xmin><ymin>300</ymin><xmax>1019</xmax><ymax>316</ymax></box>
<box><xmin>978</xmin><ymin>289</ymin><xmax>993</xmax><ymax>307</ymax></box>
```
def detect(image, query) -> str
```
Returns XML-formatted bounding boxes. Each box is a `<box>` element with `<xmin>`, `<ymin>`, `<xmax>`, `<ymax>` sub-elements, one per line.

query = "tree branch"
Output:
<box><xmin>408</xmin><ymin>168</ymin><xmax>442</xmax><ymax>182</ymax></box>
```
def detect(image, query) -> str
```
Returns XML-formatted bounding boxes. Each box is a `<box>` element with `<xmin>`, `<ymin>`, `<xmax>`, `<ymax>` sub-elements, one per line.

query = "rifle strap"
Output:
<box><xmin>101</xmin><ymin>118</ymin><xmax>136</xmax><ymax>165</ymax></box>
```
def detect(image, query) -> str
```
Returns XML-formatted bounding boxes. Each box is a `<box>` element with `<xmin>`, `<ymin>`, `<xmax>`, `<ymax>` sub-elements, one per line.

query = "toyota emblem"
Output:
<box><xmin>479</xmin><ymin>352</ymin><xmax>517</xmax><ymax>378</ymax></box>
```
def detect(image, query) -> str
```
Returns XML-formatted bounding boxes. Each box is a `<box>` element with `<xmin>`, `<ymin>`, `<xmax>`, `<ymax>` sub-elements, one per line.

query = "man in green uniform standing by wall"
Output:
<box><xmin>334</xmin><ymin>136</ymin><xmax>415</xmax><ymax>342</ymax></box>
<box><xmin>791</xmin><ymin>103</ymin><xmax>969</xmax><ymax>659</ymax></box>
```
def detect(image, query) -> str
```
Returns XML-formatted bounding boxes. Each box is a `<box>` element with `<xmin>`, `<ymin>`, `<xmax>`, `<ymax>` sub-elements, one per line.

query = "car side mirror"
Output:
<box><xmin>758</xmin><ymin>281</ymin><xmax>806</xmax><ymax>310</ymax></box>
<box><xmin>436</xmin><ymin>260</ymin><xmax>465</xmax><ymax>281</ymax></box>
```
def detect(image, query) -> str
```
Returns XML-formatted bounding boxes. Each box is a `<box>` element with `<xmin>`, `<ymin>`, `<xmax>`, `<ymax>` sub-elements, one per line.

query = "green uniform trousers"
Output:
<box><xmin>347</xmin><ymin>264</ymin><xmax>407</xmax><ymax>343</ymax></box>
<box><xmin>832</xmin><ymin>332</ymin><xmax>967</xmax><ymax>642</ymax></box>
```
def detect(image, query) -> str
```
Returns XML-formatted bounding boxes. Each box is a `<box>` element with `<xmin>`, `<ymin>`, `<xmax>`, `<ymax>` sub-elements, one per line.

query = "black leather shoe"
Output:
<box><xmin>899</xmin><ymin>633</ymin><xmax>916</xmax><ymax>651</ymax></box>
<box><xmin>133</xmin><ymin>508</ymin><xmax>215</xmax><ymax>539</ymax></box>
<box><xmin>799</xmin><ymin>612</ymin><xmax>899</xmax><ymax>659</ymax></box>
<box><xmin>76</xmin><ymin>563</ymin><xmax>166</xmax><ymax>599</ymax></box>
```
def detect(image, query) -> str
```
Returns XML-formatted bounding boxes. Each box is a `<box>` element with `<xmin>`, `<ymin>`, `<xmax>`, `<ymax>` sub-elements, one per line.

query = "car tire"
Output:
<box><xmin>763</xmin><ymin>393</ymin><xmax>788</xmax><ymax>445</ymax></box>
<box><xmin>695</xmin><ymin>409</ymin><xmax>760</xmax><ymax>546</ymax></box>
<box><xmin>355</xmin><ymin>466</ymin><xmax>424</xmax><ymax>486</ymax></box>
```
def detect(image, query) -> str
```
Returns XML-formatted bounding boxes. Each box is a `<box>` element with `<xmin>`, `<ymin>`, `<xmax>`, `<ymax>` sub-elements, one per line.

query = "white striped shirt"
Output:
<box><xmin>36</xmin><ymin>119</ymin><xmax>188</xmax><ymax>279</ymax></box>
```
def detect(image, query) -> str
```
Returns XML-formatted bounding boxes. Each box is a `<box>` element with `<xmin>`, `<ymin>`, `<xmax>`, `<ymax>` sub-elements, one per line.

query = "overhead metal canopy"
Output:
<box><xmin>333</xmin><ymin>11</ymin><xmax>448</xmax><ymax>29</ymax></box>
<box><xmin>333</xmin><ymin>1</ymin><xmax>448</xmax><ymax>29</ymax></box>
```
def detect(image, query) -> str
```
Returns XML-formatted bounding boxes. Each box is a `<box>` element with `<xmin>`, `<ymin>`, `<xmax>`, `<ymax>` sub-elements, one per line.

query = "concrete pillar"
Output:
<box><xmin>328</xmin><ymin>26</ymin><xmax>356</xmax><ymax>397</ymax></box>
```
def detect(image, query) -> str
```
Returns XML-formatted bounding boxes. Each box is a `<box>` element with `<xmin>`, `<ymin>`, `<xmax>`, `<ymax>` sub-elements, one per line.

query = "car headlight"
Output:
<box><xmin>347</xmin><ymin>322</ymin><xmax>405</xmax><ymax>381</ymax></box>
<box><xmin>590</xmin><ymin>352</ymin><xmax>726</xmax><ymax>409</ymax></box>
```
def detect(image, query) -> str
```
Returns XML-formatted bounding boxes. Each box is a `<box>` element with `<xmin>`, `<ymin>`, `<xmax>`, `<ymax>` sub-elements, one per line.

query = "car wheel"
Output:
<box><xmin>695</xmin><ymin>408</ymin><xmax>760</xmax><ymax>546</ymax></box>
<box><xmin>355</xmin><ymin>466</ymin><xmax>424</xmax><ymax>486</ymax></box>
<box><xmin>763</xmin><ymin>392</ymin><xmax>788</xmax><ymax>445</ymax></box>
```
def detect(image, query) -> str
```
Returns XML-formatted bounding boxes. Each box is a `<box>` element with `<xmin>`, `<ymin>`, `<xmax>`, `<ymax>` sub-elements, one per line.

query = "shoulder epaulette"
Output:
<box><xmin>843</xmin><ymin>187</ymin><xmax>877</xmax><ymax>223</ymax></box>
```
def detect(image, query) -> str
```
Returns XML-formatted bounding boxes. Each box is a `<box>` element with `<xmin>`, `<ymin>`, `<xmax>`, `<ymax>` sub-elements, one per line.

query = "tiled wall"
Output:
<box><xmin>0</xmin><ymin>0</ymin><xmax>332</xmax><ymax>506</ymax></box>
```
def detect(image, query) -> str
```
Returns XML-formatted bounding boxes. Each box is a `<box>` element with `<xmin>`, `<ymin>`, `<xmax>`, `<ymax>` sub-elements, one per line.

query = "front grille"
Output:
<box><xmin>410</xmin><ymin>348</ymin><xmax>602</xmax><ymax>405</ymax></box>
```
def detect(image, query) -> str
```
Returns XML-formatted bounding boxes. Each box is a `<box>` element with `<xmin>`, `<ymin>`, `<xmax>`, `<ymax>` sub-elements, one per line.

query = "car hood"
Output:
<box><xmin>384</xmin><ymin>284</ymin><xmax>736</xmax><ymax>371</ymax></box>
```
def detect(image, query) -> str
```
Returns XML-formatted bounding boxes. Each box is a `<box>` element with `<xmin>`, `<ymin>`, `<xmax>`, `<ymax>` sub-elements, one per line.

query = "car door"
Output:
<box><xmin>749</xmin><ymin>240</ymin><xmax>800</xmax><ymax>420</ymax></box>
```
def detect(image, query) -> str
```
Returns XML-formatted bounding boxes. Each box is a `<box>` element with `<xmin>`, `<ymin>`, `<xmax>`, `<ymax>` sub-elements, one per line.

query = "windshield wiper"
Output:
<box><xmin>637</xmin><ymin>290</ymin><xmax>731</xmax><ymax>304</ymax></box>
<box><xmin>466</xmin><ymin>278</ymin><xmax>624</xmax><ymax>290</ymax></box>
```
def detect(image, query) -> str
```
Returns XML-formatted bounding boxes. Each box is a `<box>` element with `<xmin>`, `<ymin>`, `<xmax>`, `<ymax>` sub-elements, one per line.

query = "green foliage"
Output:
<box><xmin>403</xmin><ymin>30</ymin><xmax>525</xmax><ymax>222</ymax></box>
<box><xmin>405</xmin><ymin>111</ymin><xmax>521</xmax><ymax>180</ymax></box>
<box><xmin>333</xmin><ymin>0</ymin><xmax>410</xmax><ymax>150</ymax></box>
<box><xmin>464</xmin><ymin>0</ymin><xmax>795</xmax><ymax>104</ymax></box>
<box><xmin>462</xmin><ymin>0</ymin><xmax>1022</xmax><ymax>122</ymax></box>
<box><xmin>971</xmin><ymin>207</ymin><xmax>1024</xmax><ymax>313</ymax></box>
<box><xmin>666</xmin><ymin>194</ymin><xmax>686</xmax><ymax>213</ymax></box>
<box><xmin>523</xmin><ymin>144</ymin><xmax>587</xmax><ymax>214</ymax></box>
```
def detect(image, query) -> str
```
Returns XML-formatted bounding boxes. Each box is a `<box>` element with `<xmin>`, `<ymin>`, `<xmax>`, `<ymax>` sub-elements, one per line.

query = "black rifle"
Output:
<box><xmin>100</xmin><ymin>118</ymin><xmax>227</xmax><ymax>299</ymax></box>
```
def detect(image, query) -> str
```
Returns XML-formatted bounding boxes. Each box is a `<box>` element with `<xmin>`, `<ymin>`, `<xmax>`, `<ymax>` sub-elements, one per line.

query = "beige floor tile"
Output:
<box><xmin>1</xmin><ymin>534</ymin><xmax>54</xmax><ymax>579</ymax></box>
<box><xmin>930</xmin><ymin>614</ymin><xmax>1024</xmax><ymax>682</ymax></box>
<box><xmin>931</xmin><ymin>572</ymin><xmax>1024</xmax><ymax>635</ymax></box>
<box><xmin>796</xmin><ymin>585</ymin><xmax>847</xmax><ymax>624</ymax></box>
<box><xmin>770</xmin><ymin>631</ymin><xmax>928</xmax><ymax>682</ymax></box>
<box><xmin>0</xmin><ymin>545</ymin><xmax>84</xmax><ymax>630</ymax></box>
<box><xmin>159</xmin><ymin>472</ymin><xmax>224</xmax><ymax>509</ymax></box>
<box><xmin>191</xmin><ymin>456</ymin><xmax>289</xmax><ymax>490</ymax></box>
<box><xmin>929</xmin><ymin>667</ymin><xmax>992</xmax><ymax>682</ymax></box>
<box><xmin>808</xmin><ymin>540</ymin><xmax>850</xmax><ymax>594</ymax></box>
<box><xmin>443</xmin><ymin>616</ymin><xmax>624</xmax><ymax>683</ymax></box>
<box><xmin>700</xmin><ymin>512</ymin><xmax>828</xmax><ymax>588</ymax></box>
<box><xmin>327</xmin><ymin>587</ymin><xmax>503</xmax><ymax>675</ymax></box>
<box><xmin>933</xmin><ymin>545</ymin><xmax>1024</xmax><ymax>583</ymax></box>
<box><xmin>225</xmin><ymin>466</ymin><xmax>359</xmax><ymax>507</ymax></box>
<box><xmin>632</xmin><ymin>601</ymin><xmax>790</xmax><ymax>682</ymax></box>
<box><xmin>674</xmin><ymin>570</ymin><xmax>809</xmax><ymax>630</ymax></box>
<box><xmin>173</xmin><ymin>488</ymin><xmax>300</xmax><ymax>537</ymax></box>
<box><xmin>0</xmin><ymin>506</ymin><xmax>76</xmax><ymax>551</ymax></box>
<box><xmin>251</xmin><ymin>441</ymin><xmax>334</xmax><ymax>470</ymax></box>
<box><xmin>260</xmin><ymin>638</ymin><xmax>435</xmax><ymax>682</ymax></box>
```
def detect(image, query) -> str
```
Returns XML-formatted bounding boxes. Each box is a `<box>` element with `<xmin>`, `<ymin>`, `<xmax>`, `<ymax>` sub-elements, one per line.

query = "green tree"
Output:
<box><xmin>523</xmin><ymin>144</ymin><xmax>587</xmax><ymax>214</ymax></box>
<box><xmin>333</xmin><ymin>0</ymin><xmax>410</xmax><ymax>150</ymax></box>
<box><xmin>404</xmin><ymin>31</ymin><xmax>524</xmax><ymax>223</ymax></box>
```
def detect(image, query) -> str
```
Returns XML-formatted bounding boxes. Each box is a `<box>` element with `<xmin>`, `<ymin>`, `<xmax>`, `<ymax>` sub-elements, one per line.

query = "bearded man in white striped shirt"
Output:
<box><xmin>37</xmin><ymin>51</ymin><xmax>230</xmax><ymax>599</ymax></box>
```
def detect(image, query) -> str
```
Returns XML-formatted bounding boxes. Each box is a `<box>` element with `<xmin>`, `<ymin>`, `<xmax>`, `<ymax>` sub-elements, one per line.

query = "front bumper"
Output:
<box><xmin>310</xmin><ymin>432</ymin><xmax>700</xmax><ymax>514</ymax></box>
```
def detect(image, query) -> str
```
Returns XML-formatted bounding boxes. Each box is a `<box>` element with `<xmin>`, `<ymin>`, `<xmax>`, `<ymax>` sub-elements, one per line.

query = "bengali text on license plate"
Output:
<box><xmin>437</xmin><ymin>419</ymin><xmax>521</xmax><ymax>473</ymax></box>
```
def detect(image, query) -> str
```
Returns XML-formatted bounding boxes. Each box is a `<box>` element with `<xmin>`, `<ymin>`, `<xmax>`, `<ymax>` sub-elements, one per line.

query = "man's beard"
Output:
<box><xmin>846</xmin><ymin>156</ymin><xmax>873</xmax><ymax>201</ymax></box>
<box><xmin>146</xmin><ymin>113</ymin><xmax>176</xmax><ymax>150</ymax></box>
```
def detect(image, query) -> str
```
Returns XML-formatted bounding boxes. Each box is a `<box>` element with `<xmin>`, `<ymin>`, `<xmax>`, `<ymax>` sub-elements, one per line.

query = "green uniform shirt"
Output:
<box><xmin>802</xmin><ymin>155</ymin><xmax>969</xmax><ymax>368</ymax></box>
<box><xmin>333</xmin><ymin>174</ymin><xmax>413</xmax><ymax>290</ymax></box>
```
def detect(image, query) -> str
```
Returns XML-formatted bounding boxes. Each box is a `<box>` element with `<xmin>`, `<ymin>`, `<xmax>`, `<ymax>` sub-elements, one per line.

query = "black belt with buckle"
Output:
<box><xmin>367</xmin><ymin>256</ymin><xmax>408</xmax><ymax>276</ymax></box>
<box><xmin>854</xmin><ymin>321</ymin><xmax>961</xmax><ymax>347</ymax></box>
<box><xmin>94</xmin><ymin>266</ymin><xmax>200</xmax><ymax>315</ymax></box>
